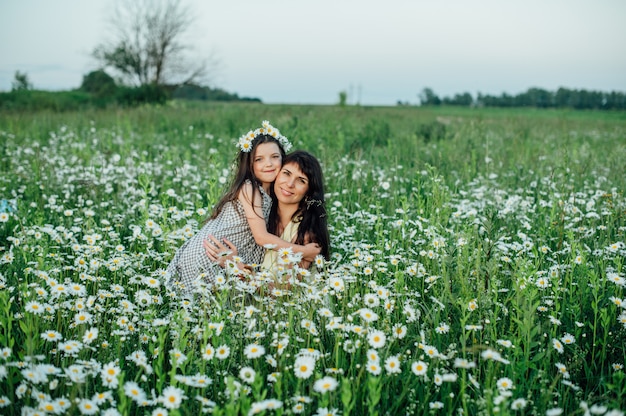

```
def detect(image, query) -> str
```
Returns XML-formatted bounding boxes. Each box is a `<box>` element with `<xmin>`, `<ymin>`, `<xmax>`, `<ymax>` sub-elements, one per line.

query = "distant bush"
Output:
<box><xmin>0</xmin><ymin>84</ymin><xmax>171</xmax><ymax>112</ymax></box>
<box><xmin>0</xmin><ymin>81</ymin><xmax>261</xmax><ymax>112</ymax></box>
<box><xmin>0</xmin><ymin>90</ymin><xmax>92</xmax><ymax>112</ymax></box>
<box><xmin>172</xmin><ymin>84</ymin><xmax>261</xmax><ymax>102</ymax></box>
<box><xmin>116</xmin><ymin>84</ymin><xmax>170</xmax><ymax>106</ymax></box>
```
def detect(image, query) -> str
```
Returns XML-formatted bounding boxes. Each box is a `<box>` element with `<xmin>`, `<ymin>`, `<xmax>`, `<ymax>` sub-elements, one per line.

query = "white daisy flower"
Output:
<box><xmin>560</xmin><ymin>333</ymin><xmax>576</xmax><ymax>345</ymax></box>
<box><xmin>160</xmin><ymin>385</ymin><xmax>186</xmax><ymax>409</ymax></box>
<box><xmin>244</xmin><ymin>343</ymin><xmax>265</xmax><ymax>359</ymax></box>
<box><xmin>412</xmin><ymin>361</ymin><xmax>428</xmax><ymax>376</ymax></box>
<box><xmin>293</xmin><ymin>356</ymin><xmax>315</xmax><ymax>379</ymax></box>
<box><xmin>358</xmin><ymin>308</ymin><xmax>378</xmax><ymax>323</ymax></box>
<box><xmin>392</xmin><ymin>324</ymin><xmax>407</xmax><ymax>339</ymax></box>
<box><xmin>77</xmin><ymin>398</ymin><xmax>99</xmax><ymax>415</ymax></box>
<box><xmin>41</xmin><ymin>330</ymin><xmax>63</xmax><ymax>343</ymax></box>
<box><xmin>366</xmin><ymin>360</ymin><xmax>381</xmax><ymax>375</ymax></box>
<box><xmin>124</xmin><ymin>381</ymin><xmax>147</xmax><ymax>404</ymax></box>
<box><xmin>496</xmin><ymin>377</ymin><xmax>514</xmax><ymax>391</ymax></box>
<box><xmin>510</xmin><ymin>398</ymin><xmax>528</xmax><ymax>410</ymax></box>
<box><xmin>384</xmin><ymin>355</ymin><xmax>401</xmax><ymax>374</ymax></box>
<box><xmin>313</xmin><ymin>376</ymin><xmax>338</xmax><ymax>393</ymax></box>
<box><xmin>216</xmin><ymin>345</ymin><xmax>230</xmax><ymax>360</ymax></box>
<box><xmin>422</xmin><ymin>345</ymin><xmax>439</xmax><ymax>359</ymax></box>
<box><xmin>367</xmin><ymin>330</ymin><xmax>386</xmax><ymax>349</ymax></box>
<box><xmin>25</xmin><ymin>300</ymin><xmax>45</xmax><ymax>315</ymax></box>
<box><xmin>239</xmin><ymin>366</ymin><xmax>256</xmax><ymax>384</ymax></box>
<box><xmin>82</xmin><ymin>327</ymin><xmax>98</xmax><ymax>344</ymax></box>
<box><xmin>202</xmin><ymin>344</ymin><xmax>215</xmax><ymax>360</ymax></box>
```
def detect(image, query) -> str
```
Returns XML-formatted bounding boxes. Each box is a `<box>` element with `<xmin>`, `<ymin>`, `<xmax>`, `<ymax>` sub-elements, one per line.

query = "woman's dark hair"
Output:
<box><xmin>268</xmin><ymin>150</ymin><xmax>330</xmax><ymax>260</ymax></box>
<box><xmin>210</xmin><ymin>134</ymin><xmax>287</xmax><ymax>220</ymax></box>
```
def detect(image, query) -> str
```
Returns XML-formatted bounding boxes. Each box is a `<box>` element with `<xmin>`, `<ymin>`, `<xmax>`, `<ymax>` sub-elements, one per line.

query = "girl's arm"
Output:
<box><xmin>239</xmin><ymin>182</ymin><xmax>320</xmax><ymax>261</ymax></box>
<box><xmin>203</xmin><ymin>237</ymin><xmax>252</xmax><ymax>278</ymax></box>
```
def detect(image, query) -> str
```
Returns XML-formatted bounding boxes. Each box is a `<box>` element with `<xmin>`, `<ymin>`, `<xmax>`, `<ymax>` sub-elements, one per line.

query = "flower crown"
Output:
<box><xmin>237</xmin><ymin>120</ymin><xmax>292</xmax><ymax>153</ymax></box>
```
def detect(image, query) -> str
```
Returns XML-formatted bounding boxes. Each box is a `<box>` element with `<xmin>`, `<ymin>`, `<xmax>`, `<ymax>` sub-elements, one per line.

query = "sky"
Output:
<box><xmin>1</xmin><ymin>0</ymin><xmax>625</xmax><ymax>106</ymax></box>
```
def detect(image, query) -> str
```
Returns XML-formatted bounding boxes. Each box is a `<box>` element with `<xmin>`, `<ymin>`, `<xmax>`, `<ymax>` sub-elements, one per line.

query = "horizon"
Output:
<box><xmin>4</xmin><ymin>81</ymin><xmax>624</xmax><ymax>107</ymax></box>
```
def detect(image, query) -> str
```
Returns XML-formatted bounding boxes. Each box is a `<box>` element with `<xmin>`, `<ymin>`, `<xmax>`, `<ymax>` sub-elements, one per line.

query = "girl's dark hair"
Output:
<box><xmin>268</xmin><ymin>150</ymin><xmax>330</xmax><ymax>260</ymax></box>
<box><xmin>210</xmin><ymin>134</ymin><xmax>287</xmax><ymax>220</ymax></box>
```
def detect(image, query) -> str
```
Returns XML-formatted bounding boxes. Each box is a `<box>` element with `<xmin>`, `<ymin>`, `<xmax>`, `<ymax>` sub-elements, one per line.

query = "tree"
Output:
<box><xmin>92</xmin><ymin>0</ymin><xmax>214</xmax><ymax>87</ymax></box>
<box><xmin>11</xmin><ymin>71</ymin><xmax>32</xmax><ymax>91</ymax></box>
<box><xmin>555</xmin><ymin>87</ymin><xmax>573</xmax><ymax>108</ymax></box>
<box><xmin>455</xmin><ymin>92</ymin><xmax>474</xmax><ymax>106</ymax></box>
<box><xmin>338</xmin><ymin>90</ymin><xmax>348</xmax><ymax>106</ymax></box>
<box><xmin>442</xmin><ymin>92</ymin><xmax>473</xmax><ymax>106</ymax></box>
<box><xmin>81</xmin><ymin>70</ymin><xmax>117</xmax><ymax>97</ymax></box>
<box><xmin>419</xmin><ymin>88</ymin><xmax>441</xmax><ymax>106</ymax></box>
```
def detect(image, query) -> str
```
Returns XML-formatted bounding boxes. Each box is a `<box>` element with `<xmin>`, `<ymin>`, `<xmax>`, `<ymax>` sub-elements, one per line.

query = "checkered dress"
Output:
<box><xmin>165</xmin><ymin>183</ymin><xmax>272</xmax><ymax>294</ymax></box>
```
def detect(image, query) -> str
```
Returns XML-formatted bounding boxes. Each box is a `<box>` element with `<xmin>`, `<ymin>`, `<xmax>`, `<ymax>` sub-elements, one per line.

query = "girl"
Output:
<box><xmin>205</xmin><ymin>150</ymin><xmax>330</xmax><ymax>277</ymax></box>
<box><xmin>165</xmin><ymin>122</ymin><xmax>321</xmax><ymax>294</ymax></box>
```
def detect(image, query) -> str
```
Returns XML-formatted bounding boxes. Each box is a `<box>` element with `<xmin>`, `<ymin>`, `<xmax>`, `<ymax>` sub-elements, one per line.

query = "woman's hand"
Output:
<box><xmin>203</xmin><ymin>235</ymin><xmax>238</xmax><ymax>268</ymax></box>
<box><xmin>302</xmin><ymin>242</ymin><xmax>321</xmax><ymax>262</ymax></box>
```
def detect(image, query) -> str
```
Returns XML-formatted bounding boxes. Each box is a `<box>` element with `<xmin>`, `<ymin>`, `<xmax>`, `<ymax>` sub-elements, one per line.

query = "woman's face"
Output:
<box><xmin>252</xmin><ymin>142</ymin><xmax>282</xmax><ymax>186</ymax></box>
<box><xmin>274</xmin><ymin>162</ymin><xmax>309</xmax><ymax>207</ymax></box>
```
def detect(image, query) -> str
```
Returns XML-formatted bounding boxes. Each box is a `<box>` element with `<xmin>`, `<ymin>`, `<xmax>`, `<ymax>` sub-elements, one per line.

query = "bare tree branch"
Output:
<box><xmin>92</xmin><ymin>0</ymin><xmax>215</xmax><ymax>87</ymax></box>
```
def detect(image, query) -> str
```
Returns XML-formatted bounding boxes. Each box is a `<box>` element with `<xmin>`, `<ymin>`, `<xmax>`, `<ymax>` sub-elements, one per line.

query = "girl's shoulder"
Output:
<box><xmin>239</xmin><ymin>179</ymin><xmax>257</xmax><ymax>199</ymax></box>
<box><xmin>240</xmin><ymin>179</ymin><xmax>270</xmax><ymax>198</ymax></box>
<box><xmin>238</xmin><ymin>180</ymin><xmax>271</xmax><ymax>209</ymax></box>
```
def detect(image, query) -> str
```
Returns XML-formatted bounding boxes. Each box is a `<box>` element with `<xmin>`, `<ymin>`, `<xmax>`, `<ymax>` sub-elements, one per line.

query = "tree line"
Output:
<box><xmin>417</xmin><ymin>87</ymin><xmax>626</xmax><ymax>110</ymax></box>
<box><xmin>0</xmin><ymin>69</ymin><xmax>259</xmax><ymax>112</ymax></box>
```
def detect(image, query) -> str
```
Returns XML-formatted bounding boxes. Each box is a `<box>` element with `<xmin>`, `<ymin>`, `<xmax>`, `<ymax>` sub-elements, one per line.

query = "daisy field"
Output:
<box><xmin>0</xmin><ymin>104</ymin><xmax>625</xmax><ymax>415</ymax></box>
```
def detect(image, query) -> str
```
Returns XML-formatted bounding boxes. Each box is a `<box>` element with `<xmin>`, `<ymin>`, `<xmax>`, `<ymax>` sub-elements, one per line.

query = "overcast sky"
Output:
<box><xmin>1</xmin><ymin>0</ymin><xmax>625</xmax><ymax>105</ymax></box>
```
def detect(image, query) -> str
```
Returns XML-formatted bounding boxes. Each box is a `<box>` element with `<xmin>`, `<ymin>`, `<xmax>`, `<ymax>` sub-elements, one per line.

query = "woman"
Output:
<box><xmin>205</xmin><ymin>150</ymin><xmax>330</xmax><ymax>278</ymax></box>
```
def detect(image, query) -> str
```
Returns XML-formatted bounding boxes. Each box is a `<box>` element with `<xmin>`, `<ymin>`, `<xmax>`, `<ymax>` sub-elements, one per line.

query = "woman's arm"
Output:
<box><xmin>298</xmin><ymin>232</ymin><xmax>314</xmax><ymax>270</ymax></box>
<box><xmin>203</xmin><ymin>236</ymin><xmax>238</xmax><ymax>267</ymax></box>
<box><xmin>239</xmin><ymin>182</ymin><xmax>320</xmax><ymax>261</ymax></box>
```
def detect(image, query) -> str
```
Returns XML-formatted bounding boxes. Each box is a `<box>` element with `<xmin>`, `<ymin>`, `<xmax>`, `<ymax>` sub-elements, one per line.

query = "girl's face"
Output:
<box><xmin>274</xmin><ymin>162</ymin><xmax>309</xmax><ymax>207</ymax></box>
<box><xmin>252</xmin><ymin>142</ymin><xmax>282</xmax><ymax>186</ymax></box>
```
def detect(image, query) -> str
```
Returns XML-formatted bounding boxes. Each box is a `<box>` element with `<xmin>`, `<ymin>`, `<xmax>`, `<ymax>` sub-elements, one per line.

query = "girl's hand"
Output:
<box><xmin>203</xmin><ymin>235</ymin><xmax>238</xmax><ymax>267</ymax></box>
